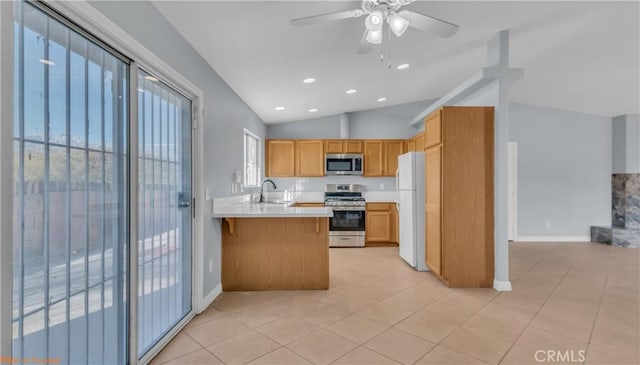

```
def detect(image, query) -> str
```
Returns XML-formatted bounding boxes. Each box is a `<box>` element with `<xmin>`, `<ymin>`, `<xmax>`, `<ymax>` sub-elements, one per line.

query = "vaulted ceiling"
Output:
<box><xmin>152</xmin><ymin>1</ymin><xmax>639</xmax><ymax>123</ymax></box>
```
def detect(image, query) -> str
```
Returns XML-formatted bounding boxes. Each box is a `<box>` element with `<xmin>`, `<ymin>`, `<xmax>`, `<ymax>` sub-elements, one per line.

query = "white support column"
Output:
<box><xmin>489</xmin><ymin>30</ymin><xmax>513</xmax><ymax>291</ymax></box>
<box><xmin>0</xmin><ymin>0</ymin><xmax>15</xmax><ymax>357</ymax></box>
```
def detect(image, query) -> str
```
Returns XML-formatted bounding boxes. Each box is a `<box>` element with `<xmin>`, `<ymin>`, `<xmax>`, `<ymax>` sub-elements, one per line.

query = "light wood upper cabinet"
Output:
<box><xmin>344</xmin><ymin>140</ymin><xmax>363</xmax><ymax>153</ymax></box>
<box><xmin>407</xmin><ymin>137</ymin><xmax>416</xmax><ymax>152</ymax></box>
<box><xmin>324</xmin><ymin>139</ymin><xmax>363</xmax><ymax>154</ymax></box>
<box><xmin>425</xmin><ymin>110</ymin><xmax>442</xmax><ymax>148</ymax></box>
<box><xmin>415</xmin><ymin>132</ymin><xmax>425</xmax><ymax>151</ymax></box>
<box><xmin>324</xmin><ymin>140</ymin><xmax>343</xmax><ymax>154</ymax></box>
<box><xmin>295</xmin><ymin>140</ymin><xmax>324</xmax><ymax>177</ymax></box>
<box><xmin>383</xmin><ymin>140</ymin><xmax>403</xmax><ymax>176</ymax></box>
<box><xmin>363</xmin><ymin>140</ymin><xmax>383</xmax><ymax>176</ymax></box>
<box><xmin>266</xmin><ymin>140</ymin><xmax>295</xmax><ymax>177</ymax></box>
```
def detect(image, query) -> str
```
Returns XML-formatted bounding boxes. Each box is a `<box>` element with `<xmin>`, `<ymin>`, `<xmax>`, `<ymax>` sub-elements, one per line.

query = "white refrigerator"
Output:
<box><xmin>396</xmin><ymin>152</ymin><xmax>428</xmax><ymax>271</ymax></box>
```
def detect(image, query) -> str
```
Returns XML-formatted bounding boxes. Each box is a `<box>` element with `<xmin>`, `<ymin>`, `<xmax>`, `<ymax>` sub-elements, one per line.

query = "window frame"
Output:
<box><xmin>243</xmin><ymin>128</ymin><xmax>261</xmax><ymax>188</ymax></box>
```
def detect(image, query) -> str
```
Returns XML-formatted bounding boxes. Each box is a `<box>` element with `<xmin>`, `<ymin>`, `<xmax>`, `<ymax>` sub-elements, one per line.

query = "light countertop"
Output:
<box><xmin>212</xmin><ymin>202</ymin><xmax>333</xmax><ymax>218</ymax></box>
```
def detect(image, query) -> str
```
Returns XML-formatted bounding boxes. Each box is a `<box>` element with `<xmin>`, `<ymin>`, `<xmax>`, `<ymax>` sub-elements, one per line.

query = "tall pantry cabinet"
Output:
<box><xmin>425</xmin><ymin>107</ymin><xmax>495</xmax><ymax>288</ymax></box>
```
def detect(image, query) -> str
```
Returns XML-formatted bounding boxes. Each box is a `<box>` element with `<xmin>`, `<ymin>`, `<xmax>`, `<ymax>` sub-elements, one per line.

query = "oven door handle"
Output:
<box><xmin>330</xmin><ymin>207</ymin><xmax>366</xmax><ymax>211</ymax></box>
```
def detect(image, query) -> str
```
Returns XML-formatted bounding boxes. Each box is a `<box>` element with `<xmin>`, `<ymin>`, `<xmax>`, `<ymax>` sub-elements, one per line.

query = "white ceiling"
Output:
<box><xmin>152</xmin><ymin>1</ymin><xmax>639</xmax><ymax>124</ymax></box>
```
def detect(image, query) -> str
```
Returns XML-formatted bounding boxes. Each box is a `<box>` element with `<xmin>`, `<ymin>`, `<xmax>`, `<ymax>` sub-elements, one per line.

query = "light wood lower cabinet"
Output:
<box><xmin>365</xmin><ymin>203</ymin><xmax>398</xmax><ymax>244</ymax></box>
<box><xmin>424</xmin><ymin>107</ymin><xmax>494</xmax><ymax>288</ymax></box>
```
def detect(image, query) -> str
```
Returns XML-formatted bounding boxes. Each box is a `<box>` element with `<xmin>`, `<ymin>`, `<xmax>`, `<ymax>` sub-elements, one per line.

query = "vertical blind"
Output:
<box><xmin>136</xmin><ymin>70</ymin><xmax>192</xmax><ymax>357</ymax></box>
<box><xmin>12</xmin><ymin>1</ymin><xmax>128</xmax><ymax>363</ymax></box>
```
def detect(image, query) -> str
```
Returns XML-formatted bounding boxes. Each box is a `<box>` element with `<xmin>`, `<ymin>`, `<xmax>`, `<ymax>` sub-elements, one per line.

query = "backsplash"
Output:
<box><xmin>268</xmin><ymin>176</ymin><xmax>397</xmax><ymax>193</ymax></box>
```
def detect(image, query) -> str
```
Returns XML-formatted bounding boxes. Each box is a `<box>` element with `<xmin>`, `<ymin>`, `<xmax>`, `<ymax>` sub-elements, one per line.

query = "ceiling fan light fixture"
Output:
<box><xmin>365</xmin><ymin>29</ymin><xmax>382</xmax><ymax>44</ymax></box>
<box><xmin>388</xmin><ymin>13</ymin><xmax>409</xmax><ymax>37</ymax></box>
<box><xmin>365</xmin><ymin>10</ymin><xmax>384</xmax><ymax>31</ymax></box>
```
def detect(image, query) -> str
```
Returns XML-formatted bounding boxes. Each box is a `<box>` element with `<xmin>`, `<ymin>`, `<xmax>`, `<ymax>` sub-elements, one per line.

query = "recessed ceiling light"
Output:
<box><xmin>345</xmin><ymin>89</ymin><xmax>357</xmax><ymax>94</ymax></box>
<box><xmin>396</xmin><ymin>63</ymin><xmax>410</xmax><ymax>70</ymax></box>
<box><xmin>303</xmin><ymin>78</ymin><xmax>316</xmax><ymax>84</ymax></box>
<box><xmin>308</xmin><ymin>108</ymin><xmax>318</xmax><ymax>113</ymax></box>
<box><xmin>144</xmin><ymin>75</ymin><xmax>159</xmax><ymax>82</ymax></box>
<box><xmin>274</xmin><ymin>106</ymin><xmax>286</xmax><ymax>111</ymax></box>
<box><xmin>39</xmin><ymin>59</ymin><xmax>55</xmax><ymax>66</ymax></box>
<box><xmin>377</xmin><ymin>97</ymin><xmax>387</xmax><ymax>102</ymax></box>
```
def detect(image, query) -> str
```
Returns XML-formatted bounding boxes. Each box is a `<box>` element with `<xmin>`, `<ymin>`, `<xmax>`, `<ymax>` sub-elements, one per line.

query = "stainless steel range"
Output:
<box><xmin>325</xmin><ymin>184</ymin><xmax>366</xmax><ymax>247</ymax></box>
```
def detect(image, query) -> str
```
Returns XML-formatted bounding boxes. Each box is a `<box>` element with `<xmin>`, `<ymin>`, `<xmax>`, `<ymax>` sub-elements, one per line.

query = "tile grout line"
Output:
<box><xmin>583</xmin><ymin>273</ymin><xmax>609</xmax><ymax>364</ymax></box>
<box><xmin>494</xmin><ymin>264</ymin><xmax>575</xmax><ymax>365</ymax></box>
<box><xmin>423</xmin><ymin>290</ymin><xmax>505</xmax><ymax>364</ymax></box>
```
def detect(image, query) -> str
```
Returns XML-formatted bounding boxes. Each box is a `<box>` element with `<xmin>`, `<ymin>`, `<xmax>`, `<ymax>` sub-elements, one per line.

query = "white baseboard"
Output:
<box><xmin>493</xmin><ymin>279</ymin><xmax>512</xmax><ymax>291</ymax></box>
<box><xmin>514</xmin><ymin>236</ymin><xmax>591</xmax><ymax>242</ymax></box>
<box><xmin>197</xmin><ymin>283</ymin><xmax>222</xmax><ymax>314</ymax></box>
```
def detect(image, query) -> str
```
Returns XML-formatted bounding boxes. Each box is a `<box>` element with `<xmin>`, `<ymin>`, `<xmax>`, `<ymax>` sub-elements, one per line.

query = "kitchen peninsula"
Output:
<box><xmin>212</xmin><ymin>202</ymin><xmax>333</xmax><ymax>291</ymax></box>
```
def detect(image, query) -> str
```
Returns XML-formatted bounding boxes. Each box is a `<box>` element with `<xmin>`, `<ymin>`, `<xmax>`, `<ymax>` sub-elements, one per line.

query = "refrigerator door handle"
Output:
<box><xmin>395</xmin><ymin>168</ymin><xmax>400</xmax><ymax>210</ymax></box>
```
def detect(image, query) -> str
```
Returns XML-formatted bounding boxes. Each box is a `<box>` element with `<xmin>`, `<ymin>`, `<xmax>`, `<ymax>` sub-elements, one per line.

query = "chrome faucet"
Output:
<box><xmin>259</xmin><ymin>179</ymin><xmax>277</xmax><ymax>203</ymax></box>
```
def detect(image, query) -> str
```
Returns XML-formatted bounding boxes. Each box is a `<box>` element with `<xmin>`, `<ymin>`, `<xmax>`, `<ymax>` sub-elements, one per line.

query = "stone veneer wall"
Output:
<box><xmin>591</xmin><ymin>173</ymin><xmax>640</xmax><ymax>248</ymax></box>
<box><xmin>613</xmin><ymin>174</ymin><xmax>640</xmax><ymax>229</ymax></box>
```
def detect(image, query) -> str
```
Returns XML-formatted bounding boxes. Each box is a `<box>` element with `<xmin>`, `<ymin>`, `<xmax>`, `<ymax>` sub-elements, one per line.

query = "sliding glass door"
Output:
<box><xmin>12</xmin><ymin>1</ymin><xmax>128</xmax><ymax>364</ymax></box>
<box><xmin>136</xmin><ymin>70</ymin><xmax>192</xmax><ymax>357</ymax></box>
<box><xmin>11</xmin><ymin>2</ymin><xmax>194</xmax><ymax>364</ymax></box>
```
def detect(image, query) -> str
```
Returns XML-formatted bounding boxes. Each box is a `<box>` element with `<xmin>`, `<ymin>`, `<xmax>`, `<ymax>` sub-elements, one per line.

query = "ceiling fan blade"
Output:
<box><xmin>357</xmin><ymin>30</ymin><xmax>373</xmax><ymax>55</ymax></box>
<box><xmin>290</xmin><ymin>9</ymin><xmax>364</xmax><ymax>27</ymax></box>
<box><xmin>398</xmin><ymin>10</ymin><xmax>459</xmax><ymax>38</ymax></box>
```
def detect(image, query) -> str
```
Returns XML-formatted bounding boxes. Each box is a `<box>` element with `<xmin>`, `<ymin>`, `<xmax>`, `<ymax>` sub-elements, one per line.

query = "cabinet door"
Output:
<box><xmin>425</xmin><ymin>110</ymin><xmax>442</xmax><ymax>147</ymax></box>
<box><xmin>366</xmin><ymin>211</ymin><xmax>391</xmax><ymax>242</ymax></box>
<box><xmin>295</xmin><ymin>140</ymin><xmax>324</xmax><ymax>176</ymax></box>
<box><xmin>383</xmin><ymin>140</ymin><xmax>403</xmax><ymax>176</ymax></box>
<box><xmin>390</xmin><ymin>205</ymin><xmax>399</xmax><ymax>244</ymax></box>
<box><xmin>415</xmin><ymin>133</ymin><xmax>425</xmax><ymax>151</ymax></box>
<box><xmin>266</xmin><ymin>140</ymin><xmax>295</xmax><ymax>177</ymax></box>
<box><xmin>407</xmin><ymin>138</ymin><xmax>416</xmax><ymax>152</ymax></box>
<box><xmin>363</xmin><ymin>140</ymin><xmax>383</xmax><ymax>176</ymax></box>
<box><xmin>344</xmin><ymin>140</ymin><xmax>363</xmax><ymax>154</ymax></box>
<box><xmin>425</xmin><ymin>145</ymin><xmax>442</xmax><ymax>276</ymax></box>
<box><xmin>324</xmin><ymin>140</ymin><xmax>343</xmax><ymax>154</ymax></box>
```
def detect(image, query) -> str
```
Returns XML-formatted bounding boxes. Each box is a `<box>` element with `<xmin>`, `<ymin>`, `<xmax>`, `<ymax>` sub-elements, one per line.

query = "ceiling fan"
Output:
<box><xmin>290</xmin><ymin>0</ymin><xmax>460</xmax><ymax>55</ymax></box>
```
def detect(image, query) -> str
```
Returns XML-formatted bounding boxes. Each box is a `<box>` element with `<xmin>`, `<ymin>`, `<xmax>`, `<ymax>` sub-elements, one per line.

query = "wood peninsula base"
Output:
<box><xmin>221</xmin><ymin>217</ymin><xmax>329</xmax><ymax>291</ymax></box>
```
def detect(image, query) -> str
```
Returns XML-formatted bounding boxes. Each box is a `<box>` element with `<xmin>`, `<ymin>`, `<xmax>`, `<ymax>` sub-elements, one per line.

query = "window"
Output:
<box><xmin>243</xmin><ymin>129</ymin><xmax>261</xmax><ymax>187</ymax></box>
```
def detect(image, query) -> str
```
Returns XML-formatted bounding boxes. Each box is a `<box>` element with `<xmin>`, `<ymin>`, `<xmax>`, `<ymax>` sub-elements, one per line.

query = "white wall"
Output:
<box><xmin>509</xmin><ymin>102</ymin><xmax>612</xmax><ymax>237</ymax></box>
<box><xmin>90</xmin><ymin>1</ymin><xmax>267</xmax><ymax>297</ymax></box>
<box><xmin>613</xmin><ymin>114</ymin><xmax>640</xmax><ymax>174</ymax></box>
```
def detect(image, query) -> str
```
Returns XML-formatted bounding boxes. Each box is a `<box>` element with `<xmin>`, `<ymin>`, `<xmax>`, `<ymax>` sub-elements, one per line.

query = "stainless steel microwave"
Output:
<box><xmin>325</xmin><ymin>154</ymin><xmax>363</xmax><ymax>176</ymax></box>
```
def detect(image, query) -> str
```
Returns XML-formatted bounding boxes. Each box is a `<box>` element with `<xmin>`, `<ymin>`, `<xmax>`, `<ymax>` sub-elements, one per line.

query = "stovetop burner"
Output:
<box><xmin>324</xmin><ymin>184</ymin><xmax>365</xmax><ymax>207</ymax></box>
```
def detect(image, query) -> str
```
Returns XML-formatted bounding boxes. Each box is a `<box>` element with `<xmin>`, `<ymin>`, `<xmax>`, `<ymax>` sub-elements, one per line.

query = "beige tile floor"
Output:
<box><xmin>150</xmin><ymin>242</ymin><xmax>640</xmax><ymax>365</ymax></box>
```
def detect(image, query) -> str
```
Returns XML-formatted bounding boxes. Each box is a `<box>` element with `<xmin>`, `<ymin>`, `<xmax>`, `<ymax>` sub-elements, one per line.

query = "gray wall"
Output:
<box><xmin>613</xmin><ymin>114</ymin><xmax>640</xmax><ymax>174</ymax></box>
<box><xmin>509</xmin><ymin>102</ymin><xmax>612</xmax><ymax>237</ymax></box>
<box><xmin>90</xmin><ymin>1</ymin><xmax>267</xmax><ymax>297</ymax></box>
<box><xmin>267</xmin><ymin>100</ymin><xmax>433</xmax><ymax>139</ymax></box>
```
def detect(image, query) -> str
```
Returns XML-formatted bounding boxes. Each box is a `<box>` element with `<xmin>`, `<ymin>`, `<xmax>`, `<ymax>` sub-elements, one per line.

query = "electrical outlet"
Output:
<box><xmin>545</xmin><ymin>221</ymin><xmax>551</xmax><ymax>229</ymax></box>
<box><xmin>209</xmin><ymin>259</ymin><xmax>213</xmax><ymax>273</ymax></box>
<box><xmin>379</xmin><ymin>183</ymin><xmax>385</xmax><ymax>190</ymax></box>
